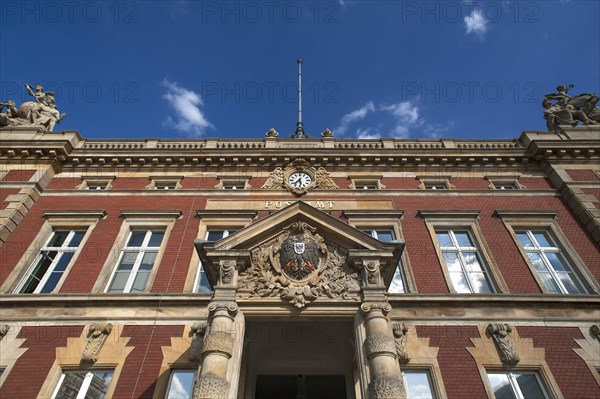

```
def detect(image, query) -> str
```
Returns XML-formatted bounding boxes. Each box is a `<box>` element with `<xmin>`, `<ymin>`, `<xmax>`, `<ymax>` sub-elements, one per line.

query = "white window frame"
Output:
<box><xmin>193</xmin><ymin>228</ymin><xmax>237</xmax><ymax>293</ymax></box>
<box><xmin>51</xmin><ymin>370</ymin><xmax>113</xmax><ymax>399</ymax></box>
<box><xmin>486</xmin><ymin>370</ymin><xmax>549</xmax><ymax>399</ymax></box>
<box><xmin>105</xmin><ymin>229</ymin><xmax>165</xmax><ymax>293</ymax></box>
<box><xmin>14</xmin><ymin>229</ymin><xmax>86</xmax><ymax>294</ymax></box>
<box><xmin>420</xmin><ymin>210</ymin><xmax>508</xmax><ymax>294</ymax></box>
<box><xmin>435</xmin><ymin>229</ymin><xmax>496</xmax><ymax>294</ymax></box>
<box><xmin>402</xmin><ymin>369</ymin><xmax>437</xmax><ymax>399</ymax></box>
<box><xmin>494</xmin><ymin>210</ymin><xmax>598</xmax><ymax>295</ymax></box>
<box><xmin>165</xmin><ymin>369</ymin><xmax>196</xmax><ymax>399</ymax></box>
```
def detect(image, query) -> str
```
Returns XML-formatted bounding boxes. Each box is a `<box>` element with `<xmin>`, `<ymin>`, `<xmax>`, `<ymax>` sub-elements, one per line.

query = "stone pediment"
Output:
<box><xmin>195</xmin><ymin>202</ymin><xmax>404</xmax><ymax>307</ymax></box>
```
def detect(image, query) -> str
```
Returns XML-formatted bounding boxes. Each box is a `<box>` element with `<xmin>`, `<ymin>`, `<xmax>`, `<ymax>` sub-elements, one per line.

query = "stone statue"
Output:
<box><xmin>0</xmin><ymin>83</ymin><xmax>66</xmax><ymax>131</ymax></box>
<box><xmin>321</xmin><ymin>128</ymin><xmax>334</xmax><ymax>138</ymax></box>
<box><xmin>543</xmin><ymin>84</ymin><xmax>599</xmax><ymax>132</ymax></box>
<box><xmin>265</xmin><ymin>128</ymin><xmax>279</xmax><ymax>138</ymax></box>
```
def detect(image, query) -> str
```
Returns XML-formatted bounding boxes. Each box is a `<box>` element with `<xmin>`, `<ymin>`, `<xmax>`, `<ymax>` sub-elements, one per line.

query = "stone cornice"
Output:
<box><xmin>417</xmin><ymin>210</ymin><xmax>480</xmax><ymax>219</ymax></box>
<box><xmin>43</xmin><ymin>210</ymin><xmax>107</xmax><ymax>219</ymax></box>
<box><xmin>493</xmin><ymin>210</ymin><xmax>558</xmax><ymax>219</ymax></box>
<box><xmin>120</xmin><ymin>209</ymin><xmax>183</xmax><ymax>219</ymax></box>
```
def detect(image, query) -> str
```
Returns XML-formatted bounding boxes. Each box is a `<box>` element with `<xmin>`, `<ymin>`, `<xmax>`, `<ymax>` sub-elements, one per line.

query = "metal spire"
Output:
<box><xmin>292</xmin><ymin>58</ymin><xmax>308</xmax><ymax>139</ymax></box>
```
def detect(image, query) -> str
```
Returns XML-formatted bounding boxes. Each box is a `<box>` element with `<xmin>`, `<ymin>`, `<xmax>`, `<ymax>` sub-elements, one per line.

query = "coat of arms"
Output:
<box><xmin>281</xmin><ymin>234</ymin><xmax>320</xmax><ymax>280</ymax></box>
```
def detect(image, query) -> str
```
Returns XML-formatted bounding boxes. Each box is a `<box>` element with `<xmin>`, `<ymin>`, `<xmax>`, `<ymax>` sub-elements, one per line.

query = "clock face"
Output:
<box><xmin>288</xmin><ymin>172</ymin><xmax>312</xmax><ymax>189</ymax></box>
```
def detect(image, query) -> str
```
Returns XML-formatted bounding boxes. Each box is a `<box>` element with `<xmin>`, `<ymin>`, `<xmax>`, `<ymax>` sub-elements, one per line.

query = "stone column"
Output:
<box><xmin>358</xmin><ymin>260</ymin><xmax>405</xmax><ymax>399</ymax></box>
<box><xmin>194</xmin><ymin>259</ymin><xmax>244</xmax><ymax>399</ymax></box>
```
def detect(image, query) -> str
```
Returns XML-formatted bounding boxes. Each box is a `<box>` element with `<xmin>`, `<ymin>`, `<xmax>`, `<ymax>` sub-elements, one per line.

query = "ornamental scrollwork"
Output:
<box><xmin>188</xmin><ymin>322</ymin><xmax>207</xmax><ymax>362</ymax></box>
<box><xmin>487</xmin><ymin>323</ymin><xmax>520</xmax><ymax>365</ymax></box>
<box><xmin>238</xmin><ymin>221</ymin><xmax>359</xmax><ymax>308</ymax></box>
<box><xmin>81</xmin><ymin>323</ymin><xmax>113</xmax><ymax>363</ymax></box>
<box><xmin>261</xmin><ymin>159</ymin><xmax>338</xmax><ymax>195</ymax></box>
<box><xmin>392</xmin><ymin>323</ymin><xmax>410</xmax><ymax>363</ymax></box>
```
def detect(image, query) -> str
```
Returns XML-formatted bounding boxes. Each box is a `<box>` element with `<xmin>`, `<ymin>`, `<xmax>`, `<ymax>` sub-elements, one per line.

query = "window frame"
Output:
<box><xmin>164</xmin><ymin>369</ymin><xmax>197</xmax><ymax>399</ymax></box>
<box><xmin>14</xmin><ymin>229</ymin><xmax>87</xmax><ymax>294</ymax></box>
<box><xmin>76</xmin><ymin>175</ymin><xmax>115</xmax><ymax>190</ymax></box>
<box><xmin>485</xmin><ymin>370</ymin><xmax>550</xmax><ymax>399</ymax></box>
<box><xmin>193</xmin><ymin>228</ymin><xmax>239</xmax><ymax>294</ymax></box>
<box><xmin>343</xmin><ymin>210</ymin><xmax>416</xmax><ymax>293</ymax></box>
<box><xmin>495</xmin><ymin>210</ymin><xmax>598</xmax><ymax>295</ymax></box>
<box><xmin>1</xmin><ymin>210</ymin><xmax>105</xmax><ymax>295</ymax></box>
<box><xmin>361</xmin><ymin>228</ymin><xmax>409</xmax><ymax>293</ymax></box>
<box><xmin>105</xmin><ymin>229</ymin><xmax>166</xmax><ymax>293</ymax></box>
<box><xmin>213</xmin><ymin>176</ymin><xmax>252</xmax><ymax>190</ymax></box>
<box><xmin>93</xmin><ymin>210</ymin><xmax>181</xmax><ymax>294</ymax></box>
<box><xmin>347</xmin><ymin>174</ymin><xmax>386</xmax><ymax>190</ymax></box>
<box><xmin>145</xmin><ymin>176</ymin><xmax>183</xmax><ymax>190</ymax></box>
<box><xmin>402</xmin><ymin>369</ymin><xmax>437</xmax><ymax>399</ymax></box>
<box><xmin>420</xmin><ymin>210</ymin><xmax>508</xmax><ymax>294</ymax></box>
<box><xmin>50</xmin><ymin>369</ymin><xmax>114</xmax><ymax>399</ymax></box>
<box><xmin>184</xmin><ymin>210</ymin><xmax>257</xmax><ymax>293</ymax></box>
<box><xmin>417</xmin><ymin>175</ymin><xmax>455</xmax><ymax>190</ymax></box>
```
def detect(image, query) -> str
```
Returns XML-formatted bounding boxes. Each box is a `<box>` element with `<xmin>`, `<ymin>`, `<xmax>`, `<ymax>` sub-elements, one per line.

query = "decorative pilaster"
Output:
<box><xmin>487</xmin><ymin>323</ymin><xmax>520</xmax><ymax>365</ymax></box>
<box><xmin>81</xmin><ymin>323</ymin><xmax>113</xmax><ymax>363</ymax></box>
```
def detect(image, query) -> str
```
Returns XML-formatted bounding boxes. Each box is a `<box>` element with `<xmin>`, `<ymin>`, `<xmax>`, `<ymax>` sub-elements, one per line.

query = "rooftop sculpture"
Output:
<box><xmin>0</xmin><ymin>84</ymin><xmax>66</xmax><ymax>131</ymax></box>
<box><xmin>543</xmin><ymin>85</ymin><xmax>599</xmax><ymax>132</ymax></box>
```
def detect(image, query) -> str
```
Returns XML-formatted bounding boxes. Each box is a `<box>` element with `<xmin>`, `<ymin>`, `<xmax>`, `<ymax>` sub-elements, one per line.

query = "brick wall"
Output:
<box><xmin>1</xmin><ymin>169</ymin><xmax>37</xmax><ymax>182</ymax></box>
<box><xmin>566</xmin><ymin>169</ymin><xmax>600</xmax><ymax>182</ymax></box>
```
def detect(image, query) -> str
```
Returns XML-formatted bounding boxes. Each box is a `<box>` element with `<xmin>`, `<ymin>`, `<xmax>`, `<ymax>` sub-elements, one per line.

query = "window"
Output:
<box><xmin>214</xmin><ymin>177</ymin><xmax>251</xmax><ymax>190</ymax></box>
<box><xmin>16</xmin><ymin>229</ymin><xmax>86</xmax><ymax>294</ymax></box>
<box><xmin>487</xmin><ymin>176</ymin><xmax>525</xmax><ymax>190</ymax></box>
<box><xmin>146</xmin><ymin>176</ymin><xmax>182</xmax><ymax>190</ymax></box>
<box><xmin>436</xmin><ymin>229</ymin><xmax>494</xmax><ymax>293</ymax></box>
<box><xmin>362</xmin><ymin>228</ymin><xmax>407</xmax><ymax>293</ymax></box>
<box><xmin>403</xmin><ymin>370</ymin><xmax>436</xmax><ymax>399</ymax></box>
<box><xmin>418</xmin><ymin>176</ymin><xmax>454</xmax><ymax>190</ymax></box>
<box><xmin>87</xmin><ymin>183</ymin><xmax>108</xmax><ymax>190</ymax></box>
<box><xmin>106</xmin><ymin>229</ymin><xmax>165</xmax><ymax>293</ymax></box>
<box><xmin>77</xmin><ymin>176</ymin><xmax>114</xmax><ymax>190</ymax></box>
<box><xmin>51</xmin><ymin>370</ymin><xmax>113</xmax><ymax>399</ymax></box>
<box><xmin>347</xmin><ymin>175</ymin><xmax>385</xmax><ymax>190</ymax></box>
<box><xmin>515</xmin><ymin>230</ymin><xmax>586</xmax><ymax>294</ymax></box>
<box><xmin>164</xmin><ymin>370</ymin><xmax>195</xmax><ymax>399</ymax></box>
<box><xmin>194</xmin><ymin>229</ymin><xmax>238</xmax><ymax>293</ymax></box>
<box><xmin>487</xmin><ymin>371</ymin><xmax>548</xmax><ymax>399</ymax></box>
<box><xmin>424</xmin><ymin>182</ymin><xmax>447</xmax><ymax>190</ymax></box>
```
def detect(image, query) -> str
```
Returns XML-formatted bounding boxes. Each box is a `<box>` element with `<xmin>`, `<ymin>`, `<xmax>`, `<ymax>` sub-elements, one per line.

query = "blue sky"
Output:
<box><xmin>1</xmin><ymin>0</ymin><xmax>599</xmax><ymax>140</ymax></box>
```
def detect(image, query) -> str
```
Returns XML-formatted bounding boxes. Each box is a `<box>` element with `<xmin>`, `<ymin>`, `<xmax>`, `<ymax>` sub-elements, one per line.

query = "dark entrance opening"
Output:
<box><xmin>255</xmin><ymin>374</ymin><xmax>346</xmax><ymax>399</ymax></box>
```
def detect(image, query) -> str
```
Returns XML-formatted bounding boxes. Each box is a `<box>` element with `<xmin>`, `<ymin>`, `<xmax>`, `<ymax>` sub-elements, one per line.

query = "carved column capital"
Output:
<box><xmin>361</xmin><ymin>302</ymin><xmax>392</xmax><ymax>315</ymax></box>
<box><xmin>487</xmin><ymin>323</ymin><xmax>520</xmax><ymax>365</ymax></box>
<box><xmin>189</xmin><ymin>322</ymin><xmax>208</xmax><ymax>361</ymax></box>
<box><xmin>81</xmin><ymin>322</ymin><xmax>113</xmax><ymax>363</ymax></box>
<box><xmin>207</xmin><ymin>301</ymin><xmax>238</xmax><ymax>317</ymax></box>
<box><xmin>392</xmin><ymin>323</ymin><xmax>410</xmax><ymax>363</ymax></box>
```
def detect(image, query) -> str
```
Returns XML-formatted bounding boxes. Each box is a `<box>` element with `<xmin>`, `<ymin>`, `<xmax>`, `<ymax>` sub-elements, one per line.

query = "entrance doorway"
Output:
<box><xmin>255</xmin><ymin>374</ymin><xmax>346</xmax><ymax>399</ymax></box>
<box><xmin>240</xmin><ymin>321</ymin><xmax>356</xmax><ymax>399</ymax></box>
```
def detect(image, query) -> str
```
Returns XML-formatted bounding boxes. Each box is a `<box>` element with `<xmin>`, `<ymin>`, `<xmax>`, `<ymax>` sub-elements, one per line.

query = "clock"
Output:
<box><xmin>288</xmin><ymin>172</ymin><xmax>312</xmax><ymax>189</ymax></box>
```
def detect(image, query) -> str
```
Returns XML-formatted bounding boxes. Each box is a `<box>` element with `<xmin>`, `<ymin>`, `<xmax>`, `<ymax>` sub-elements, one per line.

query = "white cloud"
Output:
<box><xmin>464</xmin><ymin>9</ymin><xmax>488</xmax><ymax>39</ymax></box>
<box><xmin>381</xmin><ymin>101</ymin><xmax>421</xmax><ymax>138</ymax></box>
<box><xmin>335</xmin><ymin>101</ymin><xmax>375</xmax><ymax>135</ymax></box>
<box><xmin>161</xmin><ymin>79</ymin><xmax>214</xmax><ymax>136</ymax></box>
<box><xmin>356</xmin><ymin>128</ymin><xmax>381</xmax><ymax>140</ymax></box>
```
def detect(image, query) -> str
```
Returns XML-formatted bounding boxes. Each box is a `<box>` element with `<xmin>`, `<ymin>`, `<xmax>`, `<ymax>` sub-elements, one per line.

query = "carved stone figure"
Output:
<box><xmin>314</xmin><ymin>167</ymin><xmax>339</xmax><ymax>190</ymax></box>
<box><xmin>238</xmin><ymin>221</ymin><xmax>360</xmax><ymax>308</ymax></box>
<box><xmin>81</xmin><ymin>323</ymin><xmax>113</xmax><ymax>363</ymax></box>
<box><xmin>543</xmin><ymin>85</ymin><xmax>599</xmax><ymax>132</ymax></box>
<box><xmin>0</xmin><ymin>84</ymin><xmax>66</xmax><ymax>131</ymax></box>
<box><xmin>365</xmin><ymin>262</ymin><xmax>381</xmax><ymax>286</ymax></box>
<box><xmin>261</xmin><ymin>167</ymin><xmax>285</xmax><ymax>189</ymax></box>
<box><xmin>321</xmin><ymin>128</ymin><xmax>334</xmax><ymax>138</ymax></box>
<box><xmin>265</xmin><ymin>127</ymin><xmax>279</xmax><ymax>137</ymax></box>
<box><xmin>392</xmin><ymin>323</ymin><xmax>410</xmax><ymax>363</ymax></box>
<box><xmin>487</xmin><ymin>323</ymin><xmax>520</xmax><ymax>365</ymax></box>
<box><xmin>591</xmin><ymin>324</ymin><xmax>600</xmax><ymax>341</ymax></box>
<box><xmin>188</xmin><ymin>322</ymin><xmax>207</xmax><ymax>361</ymax></box>
<box><xmin>219</xmin><ymin>261</ymin><xmax>235</xmax><ymax>285</ymax></box>
<box><xmin>0</xmin><ymin>324</ymin><xmax>10</xmax><ymax>339</ymax></box>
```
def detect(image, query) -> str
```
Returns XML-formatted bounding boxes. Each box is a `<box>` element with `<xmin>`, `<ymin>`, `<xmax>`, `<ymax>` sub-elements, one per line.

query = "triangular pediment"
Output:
<box><xmin>195</xmin><ymin>202</ymin><xmax>404</xmax><ymax>307</ymax></box>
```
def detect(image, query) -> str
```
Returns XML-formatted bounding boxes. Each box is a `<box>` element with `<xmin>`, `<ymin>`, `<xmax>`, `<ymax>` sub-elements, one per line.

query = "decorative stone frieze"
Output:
<box><xmin>487</xmin><ymin>323</ymin><xmax>520</xmax><ymax>365</ymax></box>
<box><xmin>591</xmin><ymin>324</ymin><xmax>600</xmax><ymax>341</ymax></box>
<box><xmin>392</xmin><ymin>323</ymin><xmax>410</xmax><ymax>363</ymax></box>
<box><xmin>365</xmin><ymin>333</ymin><xmax>397</xmax><ymax>359</ymax></box>
<box><xmin>81</xmin><ymin>322</ymin><xmax>113</xmax><ymax>363</ymax></box>
<box><xmin>189</xmin><ymin>322</ymin><xmax>208</xmax><ymax>362</ymax></box>
<box><xmin>369</xmin><ymin>376</ymin><xmax>405</xmax><ymax>399</ymax></box>
<box><xmin>193</xmin><ymin>375</ymin><xmax>231</xmax><ymax>399</ymax></box>
<box><xmin>201</xmin><ymin>331</ymin><xmax>235</xmax><ymax>358</ymax></box>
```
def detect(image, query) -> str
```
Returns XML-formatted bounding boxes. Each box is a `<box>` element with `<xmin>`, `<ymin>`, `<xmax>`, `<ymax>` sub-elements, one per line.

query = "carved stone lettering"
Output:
<box><xmin>201</xmin><ymin>331</ymin><xmax>235</xmax><ymax>358</ymax></box>
<box><xmin>487</xmin><ymin>323</ymin><xmax>520</xmax><ymax>365</ymax></box>
<box><xmin>365</xmin><ymin>333</ymin><xmax>397</xmax><ymax>358</ymax></box>
<box><xmin>81</xmin><ymin>323</ymin><xmax>113</xmax><ymax>363</ymax></box>
<box><xmin>392</xmin><ymin>323</ymin><xmax>410</xmax><ymax>363</ymax></box>
<box><xmin>193</xmin><ymin>375</ymin><xmax>230</xmax><ymax>399</ymax></box>
<box><xmin>369</xmin><ymin>376</ymin><xmax>405</xmax><ymax>399</ymax></box>
<box><xmin>189</xmin><ymin>322</ymin><xmax>207</xmax><ymax>361</ymax></box>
